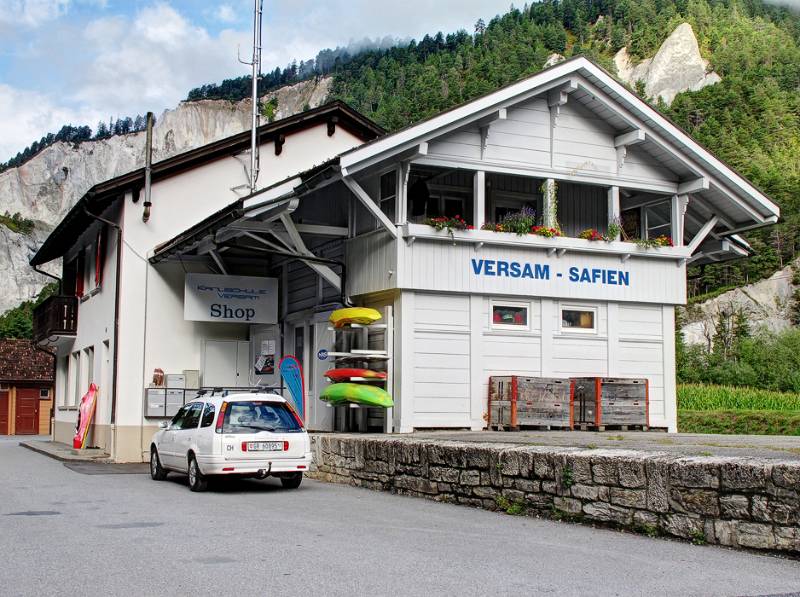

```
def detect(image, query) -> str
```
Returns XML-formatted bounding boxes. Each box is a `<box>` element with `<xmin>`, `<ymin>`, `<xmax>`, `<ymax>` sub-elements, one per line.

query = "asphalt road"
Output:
<box><xmin>2</xmin><ymin>437</ymin><xmax>799</xmax><ymax>597</ymax></box>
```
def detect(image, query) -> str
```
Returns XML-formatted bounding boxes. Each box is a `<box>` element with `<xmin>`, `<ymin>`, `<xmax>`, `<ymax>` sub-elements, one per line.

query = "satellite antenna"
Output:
<box><xmin>238</xmin><ymin>0</ymin><xmax>263</xmax><ymax>194</ymax></box>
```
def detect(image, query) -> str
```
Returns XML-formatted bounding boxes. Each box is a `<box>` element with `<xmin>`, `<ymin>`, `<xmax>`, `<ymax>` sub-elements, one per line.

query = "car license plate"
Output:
<box><xmin>247</xmin><ymin>441</ymin><xmax>283</xmax><ymax>451</ymax></box>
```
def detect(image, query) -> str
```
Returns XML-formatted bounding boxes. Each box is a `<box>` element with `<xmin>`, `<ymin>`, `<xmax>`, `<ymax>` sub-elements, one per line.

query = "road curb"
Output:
<box><xmin>19</xmin><ymin>440</ymin><xmax>111</xmax><ymax>463</ymax></box>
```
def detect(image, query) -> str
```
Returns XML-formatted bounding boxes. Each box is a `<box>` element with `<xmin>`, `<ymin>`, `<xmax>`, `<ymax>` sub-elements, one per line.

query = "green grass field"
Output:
<box><xmin>677</xmin><ymin>384</ymin><xmax>800</xmax><ymax>435</ymax></box>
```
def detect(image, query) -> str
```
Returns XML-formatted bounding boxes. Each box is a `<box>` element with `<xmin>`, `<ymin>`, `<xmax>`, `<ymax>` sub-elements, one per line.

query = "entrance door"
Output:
<box><xmin>0</xmin><ymin>390</ymin><xmax>8</xmax><ymax>434</ymax></box>
<box><xmin>15</xmin><ymin>388</ymin><xmax>40</xmax><ymax>435</ymax></box>
<box><xmin>307</xmin><ymin>320</ymin><xmax>335</xmax><ymax>432</ymax></box>
<box><xmin>203</xmin><ymin>340</ymin><xmax>251</xmax><ymax>388</ymax></box>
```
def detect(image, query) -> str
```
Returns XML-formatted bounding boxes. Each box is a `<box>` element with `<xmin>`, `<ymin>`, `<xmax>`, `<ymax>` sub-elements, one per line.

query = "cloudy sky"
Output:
<box><xmin>0</xmin><ymin>0</ymin><xmax>516</xmax><ymax>161</ymax></box>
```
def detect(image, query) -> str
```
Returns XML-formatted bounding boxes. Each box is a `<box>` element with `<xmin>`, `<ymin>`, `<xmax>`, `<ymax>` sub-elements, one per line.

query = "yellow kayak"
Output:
<box><xmin>329</xmin><ymin>307</ymin><xmax>382</xmax><ymax>328</ymax></box>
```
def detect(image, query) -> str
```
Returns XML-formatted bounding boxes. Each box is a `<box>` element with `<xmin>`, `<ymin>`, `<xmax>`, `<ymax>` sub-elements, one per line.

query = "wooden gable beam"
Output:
<box><xmin>342</xmin><ymin>176</ymin><xmax>400</xmax><ymax>239</ymax></box>
<box><xmin>686</xmin><ymin>215</ymin><xmax>719</xmax><ymax>254</ymax></box>
<box><xmin>677</xmin><ymin>177</ymin><xmax>710</xmax><ymax>195</ymax></box>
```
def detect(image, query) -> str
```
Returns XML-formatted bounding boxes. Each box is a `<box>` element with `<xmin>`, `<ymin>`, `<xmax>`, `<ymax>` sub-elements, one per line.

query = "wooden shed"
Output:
<box><xmin>0</xmin><ymin>339</ymin><xmax>54</xmax><ymax>435</ymax></box>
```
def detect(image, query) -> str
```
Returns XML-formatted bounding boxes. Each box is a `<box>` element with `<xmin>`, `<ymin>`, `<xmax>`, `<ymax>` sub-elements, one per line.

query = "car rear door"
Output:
<box><xmin>221</xmin><ymin>401</ymin><xmax>306</xmax><ymax>463</ymax></box>
<box><xmin>159</xmin><ymin>405</ymin><xmax>188</xmax><ymax>468</ymax></box>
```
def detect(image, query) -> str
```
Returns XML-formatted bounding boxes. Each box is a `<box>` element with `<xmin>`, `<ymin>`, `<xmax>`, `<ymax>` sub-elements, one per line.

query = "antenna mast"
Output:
<box><xmin>249</xmin><ymin>0</ymin><xmax>263</xmax><ymax>193</ymax></box>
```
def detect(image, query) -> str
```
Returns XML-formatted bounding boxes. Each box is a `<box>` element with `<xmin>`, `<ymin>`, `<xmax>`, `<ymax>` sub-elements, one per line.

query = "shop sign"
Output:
<box><xmin>470</xmin><ymin>258</ymin><xmax>630</xmax><ymax>286</ymax></box>
<box><xmin>184</xmin><ymin>274</ymin><xmax>278</xmax><ymax>324</ymax></box>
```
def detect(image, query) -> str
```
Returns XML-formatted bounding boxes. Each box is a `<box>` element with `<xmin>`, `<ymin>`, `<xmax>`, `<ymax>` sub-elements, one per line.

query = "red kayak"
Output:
<box><xmin>324</xmin><ymin>368</ymin><xmax>387</xmax><ymax>382</ymax></box>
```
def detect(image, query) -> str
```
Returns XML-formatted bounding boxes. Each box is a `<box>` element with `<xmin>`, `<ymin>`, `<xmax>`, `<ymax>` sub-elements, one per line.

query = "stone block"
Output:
<box><xmin>609</xmin><ymin>487</ymin><xmax>648</xmax><ymax>509</ymax></box>
<box><xmin>645</xmin><ymin>458</ymin><xmax>670</xmax><ymax>513</ymax></box>
<box><xmin>751</xmin><ymin>495</ymin><xmax>770</xmax><ymax>522</ymax></box>
<box><xmin>464</xmin><ymin>446</ymin><xmax>491</xmax><ymax>470</ymax></box>
<box><xmin>570</xmin><ymin>484</ymin><xmax>600</xmax><ymax>501</ymax></box>
<box><xmin>736</xmin><ymin>522</ymin><xmax>776</xmax><ymax>550</ymax></box>
<box><xmin>618</xmin><ymin>460</ymin><xmax>647</xmax><ymax>488</ymax></box>
<box><xmin>459</xmin><ymin>469</ymin><xmax>481</xmax><ymax>486</ymax></box>
<box><xmin>514</xmin><ymin>478</ymin><xmax>540</xmax><ymax>493</ymax></box>
<box><xmin>526</xmin><ymin>493</ymin><xmax>554</xmax><ymax>509</ymax></box>
<box><xmin>669</xmin><ymin>488</ymin><xmax>719</xmax><ymax>517</ymax></box>
<box><xmin>720</xmin><ymin>462</ymin><xmax>768</xmax><ymax>491</ymax></box>
<box><xmin>719</xmin><ymin>494</ymin><xmax>750</xmax><ymax>520</ymax></box>
<box><xmin>501</xmin><ymin>489</ymin><xmax>525</xmax><ymax>503</ymax></box>
<box><xmin>771</xmin><ymin>464</ymin><xmax>800</xmax><ymax>490</ymax></box>
<box><xmin>774</xmin><ymin>526</ymin><xmax>800</xmax><ymax>552</ymax></box>
<box><xmin>663</xmin><ymin>514</ymin><xmax>703</xmax><ymax>539</ymax></box>
<box><xmin>569</xmin><ymin>457</ymin><xmax>593</xmax><ymax>484</ymax></box>
<box><xmin>541</xmin><ymin>480</ymin><xmax>558</xmax><ymax>495</ymax></box>
<box><xmin>517</xmin><ymin>450</ymin><xmax>534</xmax><ymax>477</ymax></box>
<box><xmin>591</xmin><ymin>457</ymin><xmax>619</xmax><ymax>485</ymax></box>
<box><xmin>670</xmin><ymin>460</ymin><xmax>720</xmax><ymax>489</ymax></box>
<box><xmin>770</xmin><ymin>502</ymin><xmax>799</xmax><ymax>525</ymax></box>
<box><xmin>394</xmin><ymin>475</ymin><xmax>438</xmax><ymax>495</ymax></box>
<box><xmin>554</xmin><ymin>496</ymin><xmax>583</xmax><ymax>515</ymax></box>
<box><xmin>534</xmin><ymin>455</ymin><xmax>555</xmax><ymax>480</ymax></box>
<box><xmin>714</xmin><ymin>520</ymin><xmax>736</xmax><ymax>546</ymax></box>
<box><xmin>499</xmin><ymin>450</ymin><xmax>520</xmax><ymax>476</ymax></box>
<box><xmin>582</xmin><ymin>502</ymin><xmax>632</xmax><ymax>525</ymax></box>
<box><xmin>633</xmin><ymin>510</ymin><xmax>660</xmax><ymax>528</ymax></box>
<box><xmin>457</xmin><ymin>496</ymin><xmax>484</xmax><ymax>507</ymax></box>
<box><xmin>429</xmin><ymin>466</ymin><xmax>460</xmax><ymax>483</ymax></box>
<box><xmin>473</xmin><ymin>486</ymin><xmax>498</xmax><ymax>499</ymax></box>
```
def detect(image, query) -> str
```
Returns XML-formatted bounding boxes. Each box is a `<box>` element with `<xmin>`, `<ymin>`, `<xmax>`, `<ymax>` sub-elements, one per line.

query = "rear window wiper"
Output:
<box><xmin>231</xmin><ymin>424</ymin><xmax>276</xmax><ymax>432</ymax></box>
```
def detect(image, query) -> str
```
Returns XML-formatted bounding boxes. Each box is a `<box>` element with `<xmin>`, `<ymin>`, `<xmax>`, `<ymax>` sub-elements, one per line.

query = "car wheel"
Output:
<box><xmin>188</xmin><ymin>455</ymin><xmax>208</xmax><ymax>492</ymax></box>
<box><xmin>150</xmin><ymin>448</ymin><xmax>168</xmax><ymax>481</ymax></box>
<box><xmin>280</xmin><ymin>472</ymin><xmax>303</xmax><ymax>489</ymax></box>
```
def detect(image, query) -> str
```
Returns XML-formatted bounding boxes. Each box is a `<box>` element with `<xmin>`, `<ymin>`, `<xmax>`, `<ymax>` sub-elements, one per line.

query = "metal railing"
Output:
<box><xmin>33</xmin><ymin>295</ymin><xmax>78</xmax><ymax>343</ymax></box>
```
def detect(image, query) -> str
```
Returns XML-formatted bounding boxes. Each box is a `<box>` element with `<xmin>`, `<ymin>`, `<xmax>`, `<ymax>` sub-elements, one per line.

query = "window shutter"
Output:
<box><xmin>75</xmin><ymin>250</ymin><xmax>85</xmax><ymax>298</ymax></box>
<box><xmin>95</xmin><ymin>227</ymin><xmax>106</xmax><ymax>287</ymax></box>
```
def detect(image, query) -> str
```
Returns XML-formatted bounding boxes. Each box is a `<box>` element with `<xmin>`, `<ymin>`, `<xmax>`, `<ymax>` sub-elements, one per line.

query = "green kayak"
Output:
<box><xmin>320</xmin><ymin>383</ymin><xmax>394</xmax><ymax>408</ymax></box>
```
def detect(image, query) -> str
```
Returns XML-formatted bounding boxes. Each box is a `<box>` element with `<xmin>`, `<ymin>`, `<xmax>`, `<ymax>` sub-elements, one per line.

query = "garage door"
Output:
<box><xmin>0</xmin><ymin>390</ymin><xmax>8</xmax><ymax>435</ymax></box>
<box><xmin>15</xmin><ymin>388</ymin><xmax>40</xmax><ymax>435</ymax></box>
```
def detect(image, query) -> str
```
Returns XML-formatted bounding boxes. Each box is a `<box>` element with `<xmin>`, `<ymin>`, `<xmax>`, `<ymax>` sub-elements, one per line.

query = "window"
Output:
<box><xmin>173</xmin><ymin>402</ymin><xmax>202</xmax><ymax>430</ymax></box>
<box><xmin>379</xmin><ymin>170</ymin><xmax>397</xmax><ymax>225</ymax></box>
<box><xmin>71</xmin><ymin>351</ymin><xmax>81</xmax><ymax>406</ymax></box>
<box><xmin>200</xmin><ymin>403</ymin><xmax>216</xmax><ymax>428</ymax></box>
<box><xmin>221</xmin><ymin>401</ymin><xmax>302</xmax><ymax>434</ymax></box>
<box><xmin>561</xmin><ymin>306</ymin><xmax>597</xmax><ymax>334</ymax></box>
<box><xmin>490</xmin><ymin>301</ymin><xmax>530</xmax><ymax>330</ymax></box>
<box><xmin>644</xmin><ymin>201</ymin><xmax>671</xmax><ymax>240</ymax></box>
<box><xmin>170</xmin><ymin>404</ymin><xmax>191</xmax><ymax>429</ymax></box>
<box><xmin>40</xmin><ymin>388</ymin><xmax>50</xmax><ymax>399</ymax></box>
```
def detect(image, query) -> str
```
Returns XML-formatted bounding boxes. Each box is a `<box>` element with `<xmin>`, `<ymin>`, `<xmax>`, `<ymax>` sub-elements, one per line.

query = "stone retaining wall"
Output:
<box><xmin>309</xmin><ymin>435</ymin><xmax>800</xmax><ymax>555</ymax></box>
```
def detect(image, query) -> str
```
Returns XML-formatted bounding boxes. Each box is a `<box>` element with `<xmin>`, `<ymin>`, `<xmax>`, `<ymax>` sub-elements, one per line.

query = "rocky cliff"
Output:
<box><xmin>614</xmin><ymin>23</ymin><xmax>721</xmax><ymax>105</ymax></box>
<box><xmin>0</xmin><ymin>76</ymin><xmax>331</xmax><ymax>313</ymax></box>
<box><xmin>681</xmin><ymin>260</ymin><xmax>797</xmax><ymax>347</ymax></box>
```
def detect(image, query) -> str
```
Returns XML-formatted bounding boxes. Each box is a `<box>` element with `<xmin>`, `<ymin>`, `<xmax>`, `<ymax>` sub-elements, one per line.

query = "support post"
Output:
<box><xmin>396</xmin><ymin>161</ymin><xmax>410</xmax><ymax>225</ymax></box>
<box><xmin>473</xmin><ymin>170</ymin><xmax>485</xmax><ymax>230</ymax></box>
<box><xmin>671</xmin><ymin>194</ymin><xmax>689</xmax><ymax>246</ymax></box>
<box><xmin>607</xmin><ymin>186</ymin><xmax>620</xmax><ymax>240</ymax></box>
<box><xmin>543</xmin><ymin>179</ymin><xmax>556</xmax><ymax>228</ymax></box>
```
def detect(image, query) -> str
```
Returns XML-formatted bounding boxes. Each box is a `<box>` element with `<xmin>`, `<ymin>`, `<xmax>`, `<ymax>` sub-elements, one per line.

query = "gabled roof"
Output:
<box><xmin>30</xmin><ymin>102</ymin><xmax>384</xmax><ymax>266</ymax></box>
<box><xmin>338</xmin><ymin>55</ymin><xmax>779</xmax><ymax>230</ymax></box>
<box><xmin>0</xmin><ymin>339</ymin><xmax>54</xmax><ymax>384</ymax></box>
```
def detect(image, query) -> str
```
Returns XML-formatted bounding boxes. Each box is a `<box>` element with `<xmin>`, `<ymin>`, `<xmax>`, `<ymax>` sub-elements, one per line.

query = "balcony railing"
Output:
<box><xmin>33</xmin><ymin>295</ymin><xmax>78</xmax><ymax>344</ymax></box>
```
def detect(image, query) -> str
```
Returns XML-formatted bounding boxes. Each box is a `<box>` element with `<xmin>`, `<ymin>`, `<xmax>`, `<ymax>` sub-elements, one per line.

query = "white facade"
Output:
<box><xmin>45</xmin><ymin>112</ymin><xmax>368</xmax><ymax>461</ymax></box>
<box><xmin>38</xmin><ymin>59</ymin><xmax>778</xmax><ymax>460</ymax></box>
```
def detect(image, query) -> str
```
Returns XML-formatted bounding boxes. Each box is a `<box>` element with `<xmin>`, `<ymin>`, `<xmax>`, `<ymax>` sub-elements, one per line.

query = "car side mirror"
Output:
<box><xmin>159</xmin><ymin>421</ymin><xmax>169</xmax><ymax>429</ymax></box>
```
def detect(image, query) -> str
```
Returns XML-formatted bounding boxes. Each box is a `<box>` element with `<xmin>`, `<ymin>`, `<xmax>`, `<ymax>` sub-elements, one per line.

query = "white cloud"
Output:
<box><xmin>0</xmin><ymin>0</ymin><xmax>70</xmax><ymax>27</ymax></box>
<box><xmin>0</xmin><ymin>84</ymin><xmax>103</xmax><ymax>159</ymax></box>
<box><xmin>70</xmin><ymin>4</ymin><xmax>251</xmax><ymax>119</ymax></box>
<box><xmin>214</xmin><ymin>4</ymin><xmax>237</xmax><ymax>24</ymax></box>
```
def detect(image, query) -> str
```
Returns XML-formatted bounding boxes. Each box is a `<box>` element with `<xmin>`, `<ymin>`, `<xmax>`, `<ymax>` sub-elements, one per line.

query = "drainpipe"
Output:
<box><xmin>142</xmin><ymin>112</ymin><xmax>154</xmax><ymax>223</ymax></box>
<box><xmin>84</xmin><ymin>206</ymin><xmax>122</xmax><ymax>457</ymax></box>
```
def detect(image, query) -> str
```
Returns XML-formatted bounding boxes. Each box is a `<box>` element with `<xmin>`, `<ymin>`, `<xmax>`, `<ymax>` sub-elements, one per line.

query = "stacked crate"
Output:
<box><xmin>571</xmin><ymin>377</ymin><xmax>649</xmax><ymax>430</ymax></box>
<box><xmin>488</xmin><ymin>376</ymin><xmax>572</xmax><ymax>430</ymax></box>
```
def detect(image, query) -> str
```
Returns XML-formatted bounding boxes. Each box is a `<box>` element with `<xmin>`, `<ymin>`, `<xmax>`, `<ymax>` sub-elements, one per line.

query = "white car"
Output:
<box><xmin>149</xmin><ymin>392</ymin><xmax>313</xmax><ymax>492</ymax></box>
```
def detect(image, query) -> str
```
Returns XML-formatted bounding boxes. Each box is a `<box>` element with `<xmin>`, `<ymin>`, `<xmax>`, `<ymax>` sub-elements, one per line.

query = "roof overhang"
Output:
<box><xmin>337</xmin><ymin>56</ymin><xmax>779</xmax><ymax>234</ymax></box>
<box><xmin>31</xmin><ymin>102</ymin><xmax>383</xmax><ymax>267</ymax></box>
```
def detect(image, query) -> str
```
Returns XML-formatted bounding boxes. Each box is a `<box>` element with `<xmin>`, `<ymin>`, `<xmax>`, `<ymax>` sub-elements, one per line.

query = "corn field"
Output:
<box><xmin>678</xmin><ymin>384</ymin><xmax>800</xmax><ymax>412</ymax></box>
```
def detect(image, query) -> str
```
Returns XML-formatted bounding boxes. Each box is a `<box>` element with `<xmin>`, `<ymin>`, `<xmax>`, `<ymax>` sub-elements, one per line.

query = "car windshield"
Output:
<box><xmin>222</xmin><ymin>401</ymin><xmax>302</xmax><ymax>434</ymax></box>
